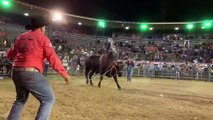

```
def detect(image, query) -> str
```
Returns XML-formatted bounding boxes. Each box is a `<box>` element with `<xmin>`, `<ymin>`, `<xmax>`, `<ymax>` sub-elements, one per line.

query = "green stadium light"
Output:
<box><xmin>3</xmin><ymin>1</ymin><xmax>9</xmax><ymax>5</ymax></box>
<box><xmin>98</xmin><ymin>20</ymin><xmax>106</xmax><ymax>28</ymax></box>
<box><xmin>140</xmin><ymin>23</ymin><xmax>149</xmax><ymax>31</ymax></box>
<box><xmin>205</xmin><ymin>22</ymin><xmax>211</xmax><ymax>26</ymax></box>
<box><xmin>186</xmin><ymin>23</ymin><xmax>194</xmax><ymax>30</ymax></box>
<box><xmin>201</xmin><ymin>20</ymin><xmax>212</xmax><ymax>29</ymax></box>
<box><xmin>0</xmin><ymin>0</ymin><xmax>12</xmax><ymax>8</ymax></box>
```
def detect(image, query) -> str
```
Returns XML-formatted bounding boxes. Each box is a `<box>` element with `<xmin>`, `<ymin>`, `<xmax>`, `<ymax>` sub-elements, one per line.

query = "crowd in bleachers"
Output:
<box><xmin>2</xmin><ymin>23</ymin><xmax>213</xmax><ymax>63</ymax></box>
<box><xmin>140</xmin><ymin>40</ymin><xmax>213</xmax><ymax>63</ymax></box>
<box><xmin>1</xmin><ymin>23</ymin><xmax>213</xmax><ymax>80</ymax></box>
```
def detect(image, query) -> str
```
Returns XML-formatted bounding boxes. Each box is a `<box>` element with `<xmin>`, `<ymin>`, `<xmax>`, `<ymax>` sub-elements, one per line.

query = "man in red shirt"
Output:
<box><xmin>6</xmin><ymin>16</ymin><xmax>70</xmax><ymax>120</ymax></box>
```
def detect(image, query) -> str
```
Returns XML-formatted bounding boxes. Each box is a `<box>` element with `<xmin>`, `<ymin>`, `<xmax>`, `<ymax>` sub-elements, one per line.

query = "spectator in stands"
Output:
<box><xmin>153</xmin><ymin>64</ymin><xmax>160</xmax><ymax>77</ymax></box>
<box><xmin>126</xmin><ymin>58</ymin><xmax>135</xmax><ymax>82</ymax></box>
<box><xmin>4</xmin><ymin>58</ymin><xmax>12</xmax><ymax>76</ymax></box>
<box><xmin>175</xmin><ymin>63</ymin><xmax>181</xmax><ymax>79</ymax></box>
<box><xmin>0</xmin><ymin>62</ymin><xmax>3</xmax><ymax>74</ymax></box>
<box><xmin>143</xmin><ymin>61</ymin><xmax>149</xmax><ymax>77</ymax></box>
<box><xmin>70</xmin><ymin>55</ymin><xmax>79</xmax><ymax>75</ymax></box>
<box><xmin>6</xmin><ymin>16</ymin><xmax>70</xmax><ymax>120</ymax></box>
<box><xmin>62</xmin><ymin>56</ymin><xmax>69</xmax><ymax>70</ymax></box>
<box><xmin>43</xmin><ymin>59</ymin><xmax>49</xmax><ymax>76</ymax></box>
<box><xmin>195</xmin><ymin>64</ymin><xmax>200</xmax><ymax>80</ymax></box>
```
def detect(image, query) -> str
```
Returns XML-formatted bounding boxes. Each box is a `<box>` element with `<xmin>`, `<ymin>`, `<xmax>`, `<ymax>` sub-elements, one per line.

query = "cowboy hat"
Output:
<box><xmin>25</xmin><ymin>16</ymin><xmax>49</xmax><ymax>30</ymax></box>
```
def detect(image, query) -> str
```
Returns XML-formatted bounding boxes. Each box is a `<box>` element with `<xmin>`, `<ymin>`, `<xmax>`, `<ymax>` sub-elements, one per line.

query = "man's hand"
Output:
<box><xmin>64</xmin><ymin>75</ymin><xmax>71</xmax><ymax>84</ymax></box>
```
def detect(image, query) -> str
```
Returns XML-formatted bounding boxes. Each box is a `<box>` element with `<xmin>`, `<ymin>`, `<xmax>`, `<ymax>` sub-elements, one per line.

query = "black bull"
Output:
<box><xmin>84</xmin><ymin>53</ymin><xmax>124</xmax><ymax>89</ymax></box>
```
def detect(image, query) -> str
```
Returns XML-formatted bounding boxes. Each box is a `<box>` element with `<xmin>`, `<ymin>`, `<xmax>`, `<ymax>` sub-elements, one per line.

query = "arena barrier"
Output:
<box><xmin>35</xmin><ymin>62</ymin><xmax>213</xmax><ymax>81</ymax></box>
<box><xmin>1</xmin><ymin>62</ymin><xmax>213</xmax><ymax>81</ymax></box>
<box><xmin>130</xmin><ymin>68</ymin><xmax>213</xmax><ymax>81</ymax></box>
<box><xmin>124</xmin><ymin>61</ymin><xmax>213</xmax><ymax>81</ymax></box>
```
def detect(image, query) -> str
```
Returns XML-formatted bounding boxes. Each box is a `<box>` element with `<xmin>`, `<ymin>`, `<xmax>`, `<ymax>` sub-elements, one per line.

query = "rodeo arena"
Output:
<box><xmin>1</xmin><ymin>0</ymin><xmax>213</xmax><ymax>120</ymax></box>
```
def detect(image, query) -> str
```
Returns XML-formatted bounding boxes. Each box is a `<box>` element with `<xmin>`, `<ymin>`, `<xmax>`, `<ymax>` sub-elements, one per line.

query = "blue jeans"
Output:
<box><xmin>127</xmin><ymin>69</ymin><xmax>132</xmax><ymax>82</ymax></box>
<box><xmin>7</xmin><ymin>71</ymin><xmax>55</xmax><ymax>120</ymax></box>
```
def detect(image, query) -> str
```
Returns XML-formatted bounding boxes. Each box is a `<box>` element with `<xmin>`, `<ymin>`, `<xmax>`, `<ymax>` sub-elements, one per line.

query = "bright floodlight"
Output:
<box><xmin>2</xmin><ymin>0</ymin><xmax>9</xmax><ymax>5</ymax></box>
<box><xmin>205</xmin><ymin>22</ymin><xmax>211</xmax><ymax>26</ymax></box>
<box><xmin>78</xmin><ymin>22</ymin><xmax>82</xmax><ymax>26</ymax></box>
<box><xmin>98</xmin><ymin>20</ymin><xmax>106</xmax><ymax>28</ymax></box>
<box><xmin>186</xmin><ymin>23</ymin><xmax>194</xmax><ymax>30</ymax></box>
<box><xmin>125</xmin><ymin>26</ymin><xmax>129</xmax><ymax>30</ymax></box>
<box><xmin>149</xmin><ymin>27</ymin><xmax>153</xmax><ymax>30</ymax></box>
<box><xmin>24</xmin><ymin>13</ymin><xmax>29</xmax><ymax>16</ymax></box>
<box><xmin>202</xmin><ymin>20</ymin><xmax>212</xmax><ymax>29</ymax></box>
<box><xmin>1</xmin><ymin>0</ymin><xmax>12</xmax><ymax>8</ymax></box>
<box><xmin>140</xmin><ymin>23</ymin><xmax>148</xmax><ymax>31</ymax></box>
<box><xmin>175</xmin><ymin>27</ymin><xmax>179</xmax><ymax>30</ymax></box>
<box><xmin>52</xmin><ymin>11</ymin><xmax>63</xmax><ymax>22</ymax></box>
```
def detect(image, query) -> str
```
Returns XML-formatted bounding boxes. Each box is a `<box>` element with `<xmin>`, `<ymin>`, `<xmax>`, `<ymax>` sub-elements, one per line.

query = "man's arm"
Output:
<box><xmin>43</xmin><ymin>36</ymin><xmax>70</xmax><ymax>83</ymax></box>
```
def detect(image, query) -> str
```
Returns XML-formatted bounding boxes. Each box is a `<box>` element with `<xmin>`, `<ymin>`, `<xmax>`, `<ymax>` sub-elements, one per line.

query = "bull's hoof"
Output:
<box><xmin>90</xmin><ymin>81</ymin><xmax>94</xmax><ymax>86</ymax></box>
<box><xmin>98</xmin><ymin>85</ymin><xmax>101</xmax><ymax>88</ymax></box>
<box><xmin>116</xmin><ymin>87</ymin><xmax>121</xmax><ymax>90</ymax></box>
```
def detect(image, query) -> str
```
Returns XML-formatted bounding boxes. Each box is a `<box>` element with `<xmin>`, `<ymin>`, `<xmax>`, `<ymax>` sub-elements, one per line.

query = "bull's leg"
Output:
<box><xmin>88</xmin><ymin>70</ymin><xmax>94</xmax><ymax>86</ymax></box>
<box><xmin>85</xmin><ymin>69</ymin><xmax>90</xmax><ymax>85</ymax></box>
<box><xmin>113</xmin><ymin>75</ymin><xmax>121</xmax><ymax>90</ymax></box>
<box><xmin>98</xmin><ymin>72</ymin><xmax>104</xmax><ymax>88</ymax></box>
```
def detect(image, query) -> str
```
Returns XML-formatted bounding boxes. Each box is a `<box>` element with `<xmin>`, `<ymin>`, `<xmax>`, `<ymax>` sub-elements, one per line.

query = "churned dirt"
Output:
<box><xmin>0</xmin><ymin>75</ymin><xmax>213</xmax><ymax>120</ymax></box>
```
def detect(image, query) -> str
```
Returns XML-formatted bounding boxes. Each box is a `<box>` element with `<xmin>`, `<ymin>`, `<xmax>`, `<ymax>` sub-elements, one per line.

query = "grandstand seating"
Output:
<box><xmin>3</xmin><ymin>23</ymin><xmax>213</xmax><ymax>48</ymax></box>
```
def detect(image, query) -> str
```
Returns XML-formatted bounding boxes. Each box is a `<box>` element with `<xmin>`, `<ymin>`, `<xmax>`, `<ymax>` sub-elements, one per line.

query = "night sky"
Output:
<box><xmin>15</xmin><ymin>0</ymin><xmax>213</xmax><ymax>22</ymax></box>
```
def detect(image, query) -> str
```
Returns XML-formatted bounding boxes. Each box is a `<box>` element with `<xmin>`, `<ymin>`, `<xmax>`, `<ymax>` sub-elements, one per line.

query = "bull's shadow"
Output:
<box><xmin>84</xmin><ymin>52</ymin><xmax>124</xmax><ymax>89</ymax></box>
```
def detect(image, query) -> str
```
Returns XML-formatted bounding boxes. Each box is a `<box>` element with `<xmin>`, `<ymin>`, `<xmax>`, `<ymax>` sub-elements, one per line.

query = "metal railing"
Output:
<box><xmin>128</xmin><ymin>68</ymin><xmax>213</xmax><ymax>81</ymax></box>
<box><xmin>1</xmin><ymin>66</ymin><xmax>213</xmax><ymax>81</ymax></box>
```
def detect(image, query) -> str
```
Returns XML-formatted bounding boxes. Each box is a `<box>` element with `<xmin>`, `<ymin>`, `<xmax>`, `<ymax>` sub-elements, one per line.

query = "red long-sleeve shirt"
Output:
<box><xmin>6</xmin><ymin>29</ymin><xmax>68</xmax><ymax>78</ymax></box>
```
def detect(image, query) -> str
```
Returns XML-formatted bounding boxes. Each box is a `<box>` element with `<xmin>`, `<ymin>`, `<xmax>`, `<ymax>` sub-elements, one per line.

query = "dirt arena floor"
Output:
<box><xmin>0</xmin><ymin>75</ymin><xmax>213</xmax><ymax>120</ymax></box>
